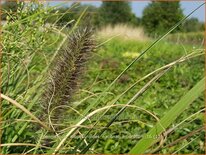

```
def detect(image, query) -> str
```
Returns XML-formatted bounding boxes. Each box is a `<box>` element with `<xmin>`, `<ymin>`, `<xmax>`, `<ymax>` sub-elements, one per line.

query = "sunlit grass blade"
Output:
<box><xmin>51</xmin><ymin>2</ymin><xmax>78</xmax><ymax>27</ymax></box>
<box><xmin>0</xmin><ymin>143</ymin><xmax>50</xmax><ymax>149</ymax></box>
<box><xmin>1</xmin><ymin>94</ymin><xmax>50</xmax><ymax>131</ymax></box>
<box><xmin>129</xmin><ymin>77</ymin><xmax>205</xmax><ymax>154</ymax></box>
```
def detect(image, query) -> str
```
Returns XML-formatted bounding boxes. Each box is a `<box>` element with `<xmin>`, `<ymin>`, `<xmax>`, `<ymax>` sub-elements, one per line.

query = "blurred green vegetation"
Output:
<box><xmin>166</xmin><ymin>31</ymin><xmax>204</xmax><ymax>46</ymax></box>
<box><xmin>182</xmin><ymin>18</ymin><xmax>205</xmax><ymax>33</ymax></box>
<box><xmin>142</xmin><ymin>1</ymin><xmax>184</xmax><ymax>35</ymax></box>
<box><xmin>96</xmin><ymin>1</ymin><xmax>139</xmax><ymax>27</ymax></box>
<box><xmin>2</xmin><ymin>1</ymin><xmax>204</xmax><ymax>34</ymax></box>
<box><xmin>77</xmin><ymin>37</ymin><xmax>205</xmax><ymax>154</ymax></box>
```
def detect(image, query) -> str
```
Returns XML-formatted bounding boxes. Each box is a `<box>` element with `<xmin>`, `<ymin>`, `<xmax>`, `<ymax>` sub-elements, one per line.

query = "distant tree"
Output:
<box><xmin>142</xmin><ymin>1</ymin><xmax>184</xmax><ymax>36</ymax></box>
<box><xmin>98</xmin><ymin>1</ymin><xmax>138</xmax><ymax>26</ymax></box>
<box><xmin>2</xmin><ymin>1</ymin><xmax>18</xmax><ymax>20</ymax></box>
<box><xmin>182</xmin><ymin>18</ymin><xmax>205</xmax><ymax>32</ymax></box>
<box><xmin>2</xmin><ymin>1</ymin><xmax>18</xmax><ymax>12</ymax></box>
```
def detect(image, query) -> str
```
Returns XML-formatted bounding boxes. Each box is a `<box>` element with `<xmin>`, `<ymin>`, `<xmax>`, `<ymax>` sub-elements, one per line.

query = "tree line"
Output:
<box><xmin>2</xmin><ymin>1</ymin><xmax>204</xmax><ymax>36</ymax></box>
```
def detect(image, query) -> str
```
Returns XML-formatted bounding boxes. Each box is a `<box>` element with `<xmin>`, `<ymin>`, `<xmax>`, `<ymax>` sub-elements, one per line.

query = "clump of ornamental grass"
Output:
<box><xmin>41</xmin><ymin>27</ymin><xmax>96</xmax><ymax>126</ymax></box>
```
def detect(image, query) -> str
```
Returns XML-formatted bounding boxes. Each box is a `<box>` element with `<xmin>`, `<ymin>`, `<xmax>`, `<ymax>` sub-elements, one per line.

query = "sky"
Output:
<box><xmin>48</xmin><ymin>1</ymin><xmax>205</xmax><ymax>22</ymax></box>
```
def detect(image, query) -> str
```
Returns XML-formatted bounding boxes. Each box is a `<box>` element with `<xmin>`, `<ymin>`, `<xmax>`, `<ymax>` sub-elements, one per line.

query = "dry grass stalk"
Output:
<box><xmin>97</xmin><ymin>24</ymin><xmax>149</xmax><ymax>41</ymax></box>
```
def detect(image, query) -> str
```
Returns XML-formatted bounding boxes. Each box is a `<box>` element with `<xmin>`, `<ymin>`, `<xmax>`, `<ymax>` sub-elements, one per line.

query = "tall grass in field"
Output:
<box><xmin>97</xmin><ymin>24</ymin><xmax>148</xmax><ymax>41</ymax></box>
<box><xmin>166</xmin><ymin>31</ymin><xmax>204</xmax><ymax>46</ymax></box>
<box><xmin>1</xmin><ymin>1</ymin><xmax>205</xmax><ymax>154</ymax></box>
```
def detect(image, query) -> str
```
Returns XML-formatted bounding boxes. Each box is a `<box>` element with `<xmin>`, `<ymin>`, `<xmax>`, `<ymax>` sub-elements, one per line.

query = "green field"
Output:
<box><xmin>79</xmin><ymin>37</ymin><xmax>205</xmax><ymax>153</ymax></box>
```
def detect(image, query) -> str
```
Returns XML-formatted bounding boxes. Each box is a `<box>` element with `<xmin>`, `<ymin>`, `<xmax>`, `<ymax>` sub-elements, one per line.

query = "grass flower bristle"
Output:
<box><xmin>41</xmin><ymin>27</ymin><xmax>96</xmax><ymax>124</ymax></box>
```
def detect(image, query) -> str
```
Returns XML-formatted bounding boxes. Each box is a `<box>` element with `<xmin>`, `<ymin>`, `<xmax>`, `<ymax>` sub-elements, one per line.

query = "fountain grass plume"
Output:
<box><xmin>41</xmin><ymin>27</ymin><xmax>96</xmax><ymax>124</ymax></box>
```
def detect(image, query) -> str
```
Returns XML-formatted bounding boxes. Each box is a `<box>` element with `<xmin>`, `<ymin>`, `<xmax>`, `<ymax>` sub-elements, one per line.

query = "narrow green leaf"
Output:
<box><xmin>129</xmin><ymin>77</ymin><xmax>205</xmax><ymax>154</ymax></box>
